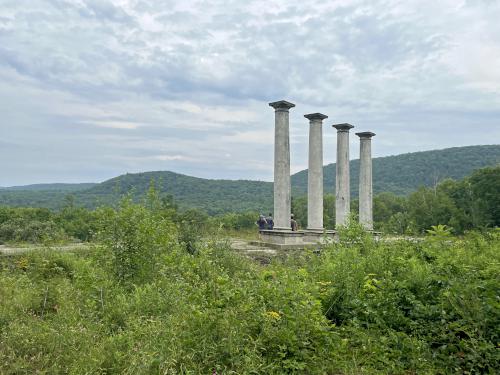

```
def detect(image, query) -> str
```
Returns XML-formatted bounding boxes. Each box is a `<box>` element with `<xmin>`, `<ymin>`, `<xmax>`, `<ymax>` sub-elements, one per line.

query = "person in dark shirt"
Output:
<box><xmin>256</xmin><ymin>215</ymin><xmax>267</xmax><ymax>230</ymax></box>
<box><xmin>291</xmin><ymin>214</ymin><xmax>298</xmax><ymax>231</ymax></box>
<box><xmin>266</xmin><ymin>213</ymin><xmax>274</xmax><ymax>230</ymax></box>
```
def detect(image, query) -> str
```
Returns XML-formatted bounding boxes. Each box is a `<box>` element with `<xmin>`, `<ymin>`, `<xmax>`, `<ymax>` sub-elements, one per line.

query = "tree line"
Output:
<box><xmin>293</xmin><ymin>165</ymin><xmax>499</xmax><ymax>234</ymax></box>
<box><xmin>0</xmin><ymin>166</ymin><xmax>498</xmax><ymax>245</ymax></box>
<box><xmin>2</xmin><ymin>145</ymin><xmax>499</xmax><ymax>214</ymax></box>
<box><xmin>1</xmin><ymin>189</ymin><xmax>498</xmax><ymax>373</ymax></box>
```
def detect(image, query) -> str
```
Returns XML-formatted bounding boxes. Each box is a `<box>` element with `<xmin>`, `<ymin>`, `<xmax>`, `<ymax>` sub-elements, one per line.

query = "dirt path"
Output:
<box><xmin>0</xmin><ymin>243</ymin><xmax>91</xmax><ymax>256</ymax></box>
<box><xmin>1</xmin><ymin>239</ymin><xmax>278</xmax><ymax>265</ymax></box>
<box><xmin>229</xmin><ymin>239</ymin><xmax>278</xmax><ymax>264</ymax></box>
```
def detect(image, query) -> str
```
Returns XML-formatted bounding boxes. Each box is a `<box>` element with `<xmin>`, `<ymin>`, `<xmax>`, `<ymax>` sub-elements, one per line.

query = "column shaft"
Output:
<box><xmin>357</xmin><ymin>132</ymin><xmax>375</xmax><ymax>230</ymax></box>
<box><xmin>305</xmin><ymin>113</ymin><xmax>327</xmax><ymax>230</ymax></box>
<box><xmin>333</xmin><ymin>123</ymin><xmax>354</xmax><ymax>228</ymax></box>
<box><xmin>269</xmin><ymin>100</ymin><xmax>295</xmax><ymax>230</ymax></box>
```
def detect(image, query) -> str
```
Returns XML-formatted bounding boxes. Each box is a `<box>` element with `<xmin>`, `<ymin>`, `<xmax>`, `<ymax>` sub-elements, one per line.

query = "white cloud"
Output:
<box><xmin>220</xmin><ymin>130</ymin><xmax>273</xmax><ymax>145</ymax></box>
<box><xmin>80</xmin><ymin>120</ymin><xmax>141</xmax><ymax>129</ymax></box>
<box><xmin>154</xmin><ymin>154</ymin><xmax>190</xmax><ymax>161</ymax></box>
<box><xmin>0</xmin><ymin>0</ymin><xmax>499</xmax><ymax>185</ymax></box>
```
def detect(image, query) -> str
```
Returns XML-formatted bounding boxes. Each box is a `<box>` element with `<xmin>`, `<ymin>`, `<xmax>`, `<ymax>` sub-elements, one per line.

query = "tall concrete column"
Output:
<box><xmin>356</xmin><ymin>132</ymin><xmax>376</xmax><ymax>230</ymax></box>
<box><xmin>333</xmin><ymin>123</ymin><xmax>354</xmax><ymax>228</ymax></box>
<box><xmin>269</xmin><ymin>100</ymin><xmax>295</xmax><ymax>230</ymax></box>
<box><xmin>304</xmin><ymin>113</ymin><xmax>328</xmax><ymax>231</ymax></box>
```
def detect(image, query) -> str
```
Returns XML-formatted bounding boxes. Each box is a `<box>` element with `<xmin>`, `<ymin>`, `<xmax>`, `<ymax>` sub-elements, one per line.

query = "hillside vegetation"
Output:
<box><xmin>0</xmin><ymin>195</ymin><xmax>498</xmax><ymax>373</ymax></box>
<box><xmin>0</xmin><ymin>145</ymin><xmax>499</xmax><ymax>214</ymax></box>
<box><xmin>291</xmin><ymin>165</ymin><xmax>500</xmax><ymax>234</ymax></box>
<box><xmin>0</xmin><ymin>183</ymin><xmax>97</xmax><ymax>191</ymax></box>
<box><xmin>1</xmin><ymin>166</ymin><xmax>499</xmax><ymax>249</ymax></box>
<box><xmin>1</xmin><ymin>173</ymin><xmax>498</xmax><ymax>372</ymax></box>
<box><xmin>80</xmin><ymin>172</ymin><xmax>273</xmax><ymax>215</ymax></box>
<box><xmin>292</xmin><ymin>144</ymin><xmax>500</xmax><ymax>195</ymax></box>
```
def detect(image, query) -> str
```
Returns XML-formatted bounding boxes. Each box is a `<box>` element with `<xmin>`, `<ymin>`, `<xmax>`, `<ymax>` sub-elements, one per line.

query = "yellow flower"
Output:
<box><xmin>16</xmin><ymin>257</ymin><xmax>29</xmax><ymax>271</ymax></box>
<box><xmin>297</xmin><ymin>268</ymin><xmax>308</xmax><ymax>278</ymax></box>
<box><xmin>316</xmin><ymin>281</ymin><xmax>332</xmax><ymax>286</ymax></box>
<box><xmin>264</xmin><ymin>311</ymin><xmax>281</xmax><ymax>320</ymax></box>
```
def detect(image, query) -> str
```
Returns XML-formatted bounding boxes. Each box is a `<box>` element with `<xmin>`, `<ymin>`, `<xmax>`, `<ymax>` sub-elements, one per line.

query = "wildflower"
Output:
<box><xmin>264</xmin><ymin>311</ymin><xmax>281</xmax><ymax>320</ymax></box>
<box><xmin>16</xmin><ymin>257</ymin><xmax>29</xmax><ymax>271</ymax></box>
<box><xmin>297</xmin><ymin>268</ymin><xmax>308</xmax><ymax>278</ymax></box>
<box><xmin>316</xmin><ymin>281</ymin><xmax>332</xmax><ymax>286</ymax></box>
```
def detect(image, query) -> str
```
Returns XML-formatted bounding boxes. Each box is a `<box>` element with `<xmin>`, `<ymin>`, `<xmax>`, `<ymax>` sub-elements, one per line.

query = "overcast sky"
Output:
<box><xmin>1</xmin><ymin>0</ymin><xmax>499</xmax><ymax>186</ymax></box>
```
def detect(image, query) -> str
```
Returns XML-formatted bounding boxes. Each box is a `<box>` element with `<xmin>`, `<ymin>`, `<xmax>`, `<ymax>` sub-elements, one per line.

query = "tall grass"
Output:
<box><xmin>0</xmin><ymin>205</ymin><xmax>498</xmax><ymax>374</ymax></box>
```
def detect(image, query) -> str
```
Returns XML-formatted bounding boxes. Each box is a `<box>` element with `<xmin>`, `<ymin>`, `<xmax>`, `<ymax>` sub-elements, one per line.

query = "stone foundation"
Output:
<box><xmin>259</xmin><ymin>230</ymin><xmax>303</xmax><ymax>245</ymax></box>
<box><xmin>371</xmin><ymin>231</ymin><xmax>382</xmax><ymax>241</ymax></box>
<box><xmin>256</xmin><ymin>229</ymin><xmax>338</xmax><ymax>250</ymax></box>
<box><xmin>301</xmin><ymin>230</ymin><xmax>337</xmax><ymax>244</ymax></box>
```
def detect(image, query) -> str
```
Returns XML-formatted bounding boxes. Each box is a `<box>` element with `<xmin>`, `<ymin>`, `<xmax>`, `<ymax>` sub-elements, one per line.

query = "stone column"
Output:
<box><xmin>356</xmin><ymin>132</ymin><xmax>375</xmax><ymax>230</ymax></box>
<box><xmin>304</xmin><ymin>113</ymin><xmax>328</xmax><ymax>231</ymax></box>
<box><xmin>269</xmin><ymin>100</ymin><xmax>295</xmax><ymax>230</ymax></box>
<box><xmin>332</xmin><ymin>123</ymin><xmax>354</xmax><ymax>228</ymax></box>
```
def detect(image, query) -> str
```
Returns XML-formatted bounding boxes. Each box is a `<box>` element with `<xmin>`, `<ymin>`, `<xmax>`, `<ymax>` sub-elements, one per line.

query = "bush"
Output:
<box><xmin>96</xmin><ymin>197</ymin><xmax>177</xmax><ymax>284</ymax></box>
<box><xmin>0</xmin><ymin>210</ymin><xmax>498</xmax><ymax>374</ymax></box>
<box><xmin>0</xmin><ymin>218</ymin><xmax>67</xmax><ymax>244</ymax></box>
<box><xmin>313</xmin><ymin>229</ymin><xmax>500</xmax><ymax>373</ymax></box>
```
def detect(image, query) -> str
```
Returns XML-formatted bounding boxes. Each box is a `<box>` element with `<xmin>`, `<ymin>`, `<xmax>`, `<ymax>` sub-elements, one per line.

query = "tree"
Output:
<box><xmin>323</xmin><ymin>194</ymin><xmax>335</xmax><ymax>229</ymax></box>
<box><xmin>407</xmin><ymin>187</ymin><xmax>459</xmax><ymax>233</ymax></box>
<box><xmin>469</xmin><ymin>165</ymin><xmax>500</xmax><ymax>227</ymax></box>
<box><xmin>291</xmin><ymin>196</ymin><xmax>307</xmax><ymax>229</ymax></box>
<box><xmin>374</xmin><ymin>193</ymin><xmax>406</xmax><ymax>225</ymax></box>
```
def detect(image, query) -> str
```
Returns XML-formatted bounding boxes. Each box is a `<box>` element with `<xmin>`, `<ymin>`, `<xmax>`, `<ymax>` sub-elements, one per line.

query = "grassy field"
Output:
<box><xmin>0</xmin><ymin>221</ymin><xmax>498</xmax><ymax>374</ymax></box>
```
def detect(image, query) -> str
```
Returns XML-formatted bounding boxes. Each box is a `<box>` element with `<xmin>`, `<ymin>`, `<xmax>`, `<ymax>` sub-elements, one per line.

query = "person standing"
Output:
<box><xmin>291</xmin><ymin>214</ymin><xmax>298</xmax><ymax>231</ymax></box>
<box><xmin>256</xmin><ymin>215</ymin><xmax>267</xmax><ymax>230</ymax></box>
<box><xmin>266</xmin><ymin>213</ymin><xmax>274</xmax><ymax>230</ymax></box>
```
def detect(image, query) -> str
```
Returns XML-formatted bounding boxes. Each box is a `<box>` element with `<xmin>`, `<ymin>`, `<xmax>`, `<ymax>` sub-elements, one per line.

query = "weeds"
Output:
<box><xmin>0</xmin><ymin>212</ymin><xmax>498</xmax><ymax>374</ymax></box>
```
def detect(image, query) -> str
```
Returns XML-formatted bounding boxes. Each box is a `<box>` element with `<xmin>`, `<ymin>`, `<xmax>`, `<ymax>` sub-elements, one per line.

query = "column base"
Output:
<box><xmin>369</xmin><ymin>230</ymin><xmax>382</xmax><ymax>241</ymax></box>
<box><xmin>305</xmin><ymin>227</ymin><xmax>324</xmax><ymax>232</ymax></box>
<box><xmin>256</xmin><ymin>229</ymin><xmax>339</xmax><ymax>250</ymax></box>
<box><xmin>301</xmin><ymin>229</ymin><xmax>337</xmax><ymax>244</ymax></box>
<box><xmin>272</xmin><ymin>226</ymin><xmax>292</xmax><ymax>231</ymax></box>
<box><xmin>259</xmin><ymin>230</ymin><xmax>303</xmax><ymax>245</ymax></box>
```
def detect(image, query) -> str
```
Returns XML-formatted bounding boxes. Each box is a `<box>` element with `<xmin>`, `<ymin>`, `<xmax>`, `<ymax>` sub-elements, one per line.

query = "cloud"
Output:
<box><xmin>220</xmin><ymin>130</ymin><xmax>273</xmax><ymax>145</ymax></box>
<box><xmin>153</xmin><ymin>155</ymin><xmax>188</xmax><ymax>161</ymax></box>
<box><xmin>79</xmin><ymin>120</ymin><xmax>141</xmax><ymax>129</ymax></box>
<box><xmin>0</xmin><ymin>0</ymin><xmax>499</xmax><ymax>185</ymax></box>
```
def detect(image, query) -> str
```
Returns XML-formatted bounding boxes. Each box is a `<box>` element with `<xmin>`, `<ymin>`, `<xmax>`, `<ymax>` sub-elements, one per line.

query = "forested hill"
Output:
<box><xmin>0</xmin><ymin>145</ymin><xmax>499</xmax><ymax>214</ymax></box>
<box><xmin>0</xmin><ymin>183</ymin><xmax>97</xmax><ymax>191</ymax></box>
<box><xmin>0</xmin><ymin>172</ymin><xmax>274</xmax><ymax>215</ymax></box>
<box><xmin>78</xmin><ymin>172</ymin><xmax>274</xmax><ymax>215</ymax></box>
<box><xmin>292</xmin><ymin>145</ymin><xmax>500</xmax><ymax>196</ymax></box>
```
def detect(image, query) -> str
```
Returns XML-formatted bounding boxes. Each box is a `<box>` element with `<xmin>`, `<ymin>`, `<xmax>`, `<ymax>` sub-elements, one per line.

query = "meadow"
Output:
<box><xmin>0</xmin><ymin>195</ymin><xmax>498</xmax><ymax>374</ymax></box>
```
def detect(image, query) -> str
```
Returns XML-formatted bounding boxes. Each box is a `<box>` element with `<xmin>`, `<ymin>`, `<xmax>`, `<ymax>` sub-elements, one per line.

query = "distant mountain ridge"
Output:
<box><xmin>1</xmin><ymin>145</ymin><xmax>499</xmax><ymax>214</ymax></box>
<box><xmin>0</xmin><ymin>183</ymin><xmax>98</xmax><ymax>191</ymax></box>
<box><xmin>292</xmin><ymin>144</ymin><xmax>500</xmax><ymax>196</ymax></box>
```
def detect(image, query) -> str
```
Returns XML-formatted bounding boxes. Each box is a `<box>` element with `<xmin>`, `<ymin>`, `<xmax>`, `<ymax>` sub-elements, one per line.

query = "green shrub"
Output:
<box><xmin>0</xmin><ymin>212</ymin><xmax>498</xmax><ymax>374</ymax></box>
<box><xmin>96</xmin><ymin>197</ymin><xmax>177</xmax><ymax>284</ymax></box>
<box><xmin>313</xmin><ymin>230</ymin><xmax>500</xmax><ymax>373</ymax></box>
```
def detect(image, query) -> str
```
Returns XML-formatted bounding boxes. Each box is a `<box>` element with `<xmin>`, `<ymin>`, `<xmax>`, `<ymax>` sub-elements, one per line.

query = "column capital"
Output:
<box><xmin>304</xmin><ymin>113</ymin><xmax>328</xmax><ymax>121</ymax></box>
<box><xmin>269</xmin><ymin>100</ymin><xmax>296</xmax><ymax>111</ymax></box>
<box><xmin>332</xmin><ymin>123</ymin><xmax>354</xmax><ymax>132</ymax></box>
<box><xmin>356</xmin><ymin>131</ymin><xmax>376</xmax><ymax>139</ymax></box>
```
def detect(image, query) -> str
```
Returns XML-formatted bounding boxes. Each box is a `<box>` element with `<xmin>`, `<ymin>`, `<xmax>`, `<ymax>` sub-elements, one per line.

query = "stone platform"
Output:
<box><xmin>301</xmin><ymin>229</ymin><xmax>337</xmax><ymax>244</ymax></box>
<box><xmin>371</xmin><ymin>231</ymin><xmax>382</xmax><ymax>241</ymax></box>
<box><xmin>259</xmin><ymin>230</ymin><xmax>303</xmax><ymax>245</ymax></box>
<box><xmin>254</xmin><ymin>229</ymin><xmax>337</xmax><ymax>250</ymax></box>
<box><xmin>249</xmin><ymin>240</ymin><xmax>312</xmax><ymax>251</ymax></box>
